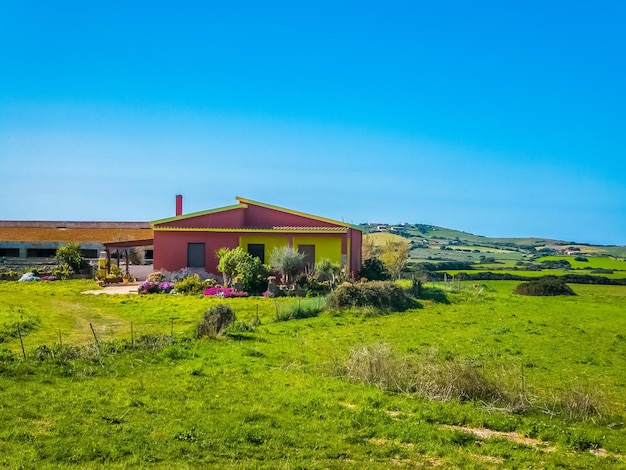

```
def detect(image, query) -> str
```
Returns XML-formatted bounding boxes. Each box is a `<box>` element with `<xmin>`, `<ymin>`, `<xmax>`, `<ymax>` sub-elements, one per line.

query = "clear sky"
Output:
<box><xmin>1</xmin><ymin>1</ymin><xmax>624</xmax><ymax>245</ymax></box>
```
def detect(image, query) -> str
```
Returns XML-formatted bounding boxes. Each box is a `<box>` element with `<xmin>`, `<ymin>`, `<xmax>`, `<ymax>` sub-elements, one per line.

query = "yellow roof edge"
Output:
<box><xmin>235</xmin><ymin>196</ymin><xmax>362</xmax><ymax>231</ymax></box>
<box><xmin>151</xmin><ymin>203</ymin><xmax>247</xmax><ymax>226</ymax></box>
<box><xmin>153</xmin><ymin>227</ymin><xmax>348</xmax><ymax>233</ymax></box>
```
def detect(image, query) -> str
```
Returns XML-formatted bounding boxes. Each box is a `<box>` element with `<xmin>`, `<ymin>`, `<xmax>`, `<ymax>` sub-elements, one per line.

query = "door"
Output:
<box><xmin>187</xmin><ymin>243</ymin><xmax>205</xmax><ymax>268</ymax></box>
<box><xmin>298</xmin><ymin>244</ymin><xmax>315</xmax><ymax>270</ymax></box>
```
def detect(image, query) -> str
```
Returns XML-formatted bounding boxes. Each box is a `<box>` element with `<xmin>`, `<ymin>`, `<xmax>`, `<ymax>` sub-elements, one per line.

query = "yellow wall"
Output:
<box><xmin>239</xmin><ymin>235</ymin><xmax>342</xmax><ymax>265</ymax></box>
<box><xmin>239</xmin><ymin>235</ymin><xmax>289</xmax><ymax>262</ymax></box>
<box><xmin>293</xmin><ymin>236</ymin><xmax>342</xmax><ymax>264</ymax></box>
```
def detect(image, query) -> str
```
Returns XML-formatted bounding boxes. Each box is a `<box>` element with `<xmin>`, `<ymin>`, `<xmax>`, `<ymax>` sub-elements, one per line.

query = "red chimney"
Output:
<box><xmin>175</xmin><ymin>195</ymin><xmax>183</xmax><ymax>216</ymax></box>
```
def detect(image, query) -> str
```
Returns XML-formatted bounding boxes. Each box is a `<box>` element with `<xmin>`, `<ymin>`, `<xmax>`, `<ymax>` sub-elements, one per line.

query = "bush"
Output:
<box><xmin>359</xmin><ymin>257</ymin><xmax>390</xmax><ymax>281</ymax></box>
<box><xmin>174</xmin><ymin>274</ymin><xmax>215</xmax><ymax>295</ymax></box>
<box><xmin>326</xmin><ymin>281</ymin><xmax>417</xmax><ymax>312</ymax></box>
<box><xmin>197</xmin><ymin>304</ymin><xmax>236</xmax><ymax>337</ymax></box>
<box><xmin>138</xmin><ymin>281</ymin><xmax>174</xmax><ymax>294</ymax></box>
<box><xmin>56</xmin><ymin>243</ymin><xmax>87</xmax><ymax>275</ymax></box>
<box><xmin>513</xmin><ymin>276</ymin><xmax>576</xmax><ymax>296</ymax></box>
<box><xmin>147</xmin><ymin>271</ymin><xmax>166</xmax><ymax>283</ymax></box>
<box><xmin>269</xmin><ymin>246</ymin><xmax>305</xmax><ymax>287</ymax></box>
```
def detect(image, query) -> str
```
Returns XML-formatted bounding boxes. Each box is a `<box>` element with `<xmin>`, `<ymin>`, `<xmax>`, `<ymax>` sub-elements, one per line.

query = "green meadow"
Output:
<box><xmin>1</xmin><ymin>280</ymin><xmax>626</xmax><ymax>468</ymax></box>
<box><xmin>537</xmin><ymin>255</ymin><xmax>626</xmax><ymax>271</ymax></box>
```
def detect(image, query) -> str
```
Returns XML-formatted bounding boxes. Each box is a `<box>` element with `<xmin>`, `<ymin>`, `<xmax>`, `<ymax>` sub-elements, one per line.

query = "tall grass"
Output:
<box><xmin>342</xmin><ymin>342</ymin><xmax>606</xmax><ymax>421</ymax></box>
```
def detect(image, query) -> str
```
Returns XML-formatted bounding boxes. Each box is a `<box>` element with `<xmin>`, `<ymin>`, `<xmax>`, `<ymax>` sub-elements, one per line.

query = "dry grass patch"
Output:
<box><xmin>441</xmin><ymin>425</ymin><xmax>555</xmax><ymax>452</ymax></box>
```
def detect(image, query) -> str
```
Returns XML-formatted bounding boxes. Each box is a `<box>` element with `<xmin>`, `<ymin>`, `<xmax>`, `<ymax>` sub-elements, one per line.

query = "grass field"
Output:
<box><xmin>537</xmin><ymin>256</ymin><xmax>626</xmax><ymax>271</ymax></box>
<box><xmin>363</xmin><ymin>232</ymin><xmax>410</xmax><ymax>247</ymax></box>
<box><xmin>1</xmin><ymin>280</ymin><xmax>626</xmax><ymax>468</ymax></box>
<box><xmin>442</xmin><ymin>269</ymin><xmax>626</xmax><ymax>280</ymax></box>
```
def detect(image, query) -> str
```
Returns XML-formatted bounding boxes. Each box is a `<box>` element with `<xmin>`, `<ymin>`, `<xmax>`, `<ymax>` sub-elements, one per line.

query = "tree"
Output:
<box><xmin>55</xmin><ymin>243</ymin><xmax>86</xmax><ymax>275</ymax></box>
<box><xmin>379</xmin><ymin>241</ymin><xmax>409</xmax><ymax>279</ymax></box>
<box><xmin>216</xmin><ymin>247</ymin><xmax>246</xmax><ymax>287</ymax></box>
<box><xmin>359</xmin><ymin>257</ymin><xmax>390</xmax><ymax>281</ymax></box>
<box><xmin>314</xmin><ymin>258</ymin><xmax>343</xmax><ymax>288</ymax></box>
<box><xmin>269</xmin><ymin>246</ymin><xmax>305</xmax><ymax>288</ymax></box>
<box><xmin>361</xmin><ymin>235</ymin><xmax>378</xmax><ymax>261</ymax></box>
<box><xmin>236</xmin><ymin>255</ymin><xmax>269</xmax><ymax>295</ymax></box>
<box><xmin>216</xmin><ymin>247</ymin><xmax>269</xmax><ymax>293</ymax></box>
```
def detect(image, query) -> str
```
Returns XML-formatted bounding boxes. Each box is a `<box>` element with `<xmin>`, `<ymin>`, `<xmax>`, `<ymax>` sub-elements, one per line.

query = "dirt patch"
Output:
<box><xmin>441</xmin><ymin>425</ymin><xmax>555</xmax><ymax>452</ymax></box>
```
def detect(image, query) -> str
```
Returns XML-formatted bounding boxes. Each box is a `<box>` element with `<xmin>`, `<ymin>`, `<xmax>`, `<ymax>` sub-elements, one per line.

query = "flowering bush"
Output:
<box><xmin>138</xmin><ymin>281</ymin><xmax>174</xmax><ymax>294</ymax></box>
<box><xmin>203</xmin><ymin>286</ymin><xmax>248</xmax><ymax>298</ymax></box>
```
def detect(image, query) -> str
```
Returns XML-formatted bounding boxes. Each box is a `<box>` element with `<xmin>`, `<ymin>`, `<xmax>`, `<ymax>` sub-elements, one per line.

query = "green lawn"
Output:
<box><xmin>1</xmin><ymin>280</ymin><xmax>625</xmax><ymax>468</ymax></box>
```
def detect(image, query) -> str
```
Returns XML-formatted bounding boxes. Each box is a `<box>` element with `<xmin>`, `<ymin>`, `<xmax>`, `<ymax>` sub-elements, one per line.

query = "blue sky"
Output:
<box><xmin>1</xmin><ymin>1</ymin><xmax>624</xmax><ymax>245</ymax></box>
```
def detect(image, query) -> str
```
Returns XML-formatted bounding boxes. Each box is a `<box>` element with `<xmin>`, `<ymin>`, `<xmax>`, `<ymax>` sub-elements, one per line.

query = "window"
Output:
<box><xmin>0</xmin><ymin>248</ymin><xmax>19</xmax><ymax>257</ymax></box>
<box><xmin>187</xmin><ymin>243</ymin><xmax>205</xmax><ymax>268</ymax></box>
<box><xmin>27</xmin><ymin>248</ymin><xmax>57</xmax><ymax>258</ymax></box>
<box><xmin>298</xmin><ymin>244</ymin><xmax>316</xmax><ymax>269</ymax></box>
<box><xmin>81</xmin><ymin>249</ymin><xmax>99</xmax><ymax>259</ymax></box>
<box><xmin>247</xmin><ymin>244</ymin><xmax>265</xmax><ymax>263</ymax></box>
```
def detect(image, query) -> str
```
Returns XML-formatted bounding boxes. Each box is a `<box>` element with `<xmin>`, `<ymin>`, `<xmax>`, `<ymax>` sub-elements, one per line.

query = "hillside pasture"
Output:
<box><xmin>441</xmin><ymin>269</ymin><xmax>626</xmax><ymax>280</ymax></box>
<box><xmin>364</xmin><ymin>232</ymin><xmax>410</xmax><ymax>247</ymax></box>
<box><xmin>537</xmin><ymin>255</ymin><xmax>626</xmax><ymax>271</ymax></box>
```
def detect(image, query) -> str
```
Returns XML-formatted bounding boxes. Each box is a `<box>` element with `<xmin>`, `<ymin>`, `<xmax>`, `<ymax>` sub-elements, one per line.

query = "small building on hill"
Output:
<box><xmin>152</xmin><ymin>196</ymin><xmax>362</xmax><ymax>277</ymax></box>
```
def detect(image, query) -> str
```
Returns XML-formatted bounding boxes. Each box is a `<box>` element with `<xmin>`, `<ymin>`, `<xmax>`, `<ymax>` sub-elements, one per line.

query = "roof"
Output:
<box><xmin>0</xmin><ymin>221</ymin><xmax>153</xmax><ymax>243</ymax></box>
<box><xmin>236</xmin><ymin>197</ymin><xmax>360</xmax><ymax>230</ymax></box>
<box><xmin>151</xmin><ymin>226</ymin><xmax>348</xmax><ymax>233</ymax></box>
<box><xmin>104</xmin><ymin>238</ymin><xmax>154</xmax><ymax>248</ymax></box>
<box><xmin>0</xmin><ymin>221</ymin><xmax>151</xmax><ymax>229</ymax></box>
<box><xmin>151</xmin><ymin>197</ymin><xmax>362</xmax><ymax>231</ymax></box>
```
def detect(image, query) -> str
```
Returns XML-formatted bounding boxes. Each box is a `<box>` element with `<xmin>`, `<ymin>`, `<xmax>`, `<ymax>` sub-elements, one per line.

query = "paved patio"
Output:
<box><xmin>82</xmin><ymin>283</ymin><xmax>140</xmax><ymax>295</ymax></box>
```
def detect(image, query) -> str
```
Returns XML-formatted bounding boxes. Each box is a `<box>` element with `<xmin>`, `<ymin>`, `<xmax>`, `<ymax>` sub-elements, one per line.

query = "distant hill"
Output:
<box><xmin>360</xmin><ymin>223</ymin><xmax>626</xmax><ymax>262</ymax></box>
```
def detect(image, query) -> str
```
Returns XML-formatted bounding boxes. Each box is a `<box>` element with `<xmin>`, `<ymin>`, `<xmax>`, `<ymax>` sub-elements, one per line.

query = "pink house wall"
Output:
<box><xmin>158</xmin><ymin>207</ymin><xmax>245</xmax><ymax>229</ymax></box>
<box><xmin>243</xmin><ymin>203</ymin><xmax>336</xmax><ymax>228</ymax></box>
<box><xmin>153</xmin><ymin>231</ymin><xmax>239</xmax><ymax>274</ymax></box>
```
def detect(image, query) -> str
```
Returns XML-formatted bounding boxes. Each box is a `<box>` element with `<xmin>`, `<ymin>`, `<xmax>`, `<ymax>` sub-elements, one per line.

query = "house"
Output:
<box><xmin>152</xmin><ymin>196</ymin><xmax>362</xmax><ymax>277</ymax></box>
<box><xmin>0</xmin><ymin>220</ymin><xmax>153</xmax><ymax>268</ymax></box>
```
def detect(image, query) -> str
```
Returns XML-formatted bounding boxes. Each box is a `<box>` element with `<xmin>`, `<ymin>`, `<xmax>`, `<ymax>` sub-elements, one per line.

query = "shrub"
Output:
<box><xmin>138</xmin><ymin>281</ymin><xmax>174</xmax><ymax>294</ymax></box>
<box><xmin>147</xmin><ymin>271</ymin><xmax>166</xmax><ymax>283</ymax></box>
<box><xmin>236</xmin><ymin>255</ymin><xmax>269</xmax><ymax>295</ymax></box>
<box><xmin>513</xmin><ymin>276</ymin><xmax>576</xmax><ymax>296</ymax></box>
<box><xmin>174</xmin><ymin>274</ymin><xmax>215</xmax><ymax>295</ymax></box>
<box><xmin>326</xmin><ymin>281</ymin><xmax>417</xmax><ymax>312</ymax></box>
<box><xmin>269</xmin><ymin>246</ymin><xmax>305</xmax><ymax>287</ymax></box>
<box><xmin>197</xmin><ymin>304</ymin><xmax>236</xmax><ymax>337</ymax></box>
<box><xmin>203</xmin><ymin>286</ymin><xmax>248</xmax><ymax>298</ymax></box>
<box><xmin>56</xmin><ymin>243</ymin><xmax>87</xmax><ymax>275</ymax></box>
<box><xmin>216</xmin><ymin>247</ymin><xmax>268</xmax><ymax>294</ymax></box>
<box><xmin>540</xmin><ymin>259</ymin><xmax>571</xmax><ymax>270</ymax></box>
<box><xmin>359</xmin><ymin>257</ymin><xmax>390</xmax><ymax>281</ymax></box>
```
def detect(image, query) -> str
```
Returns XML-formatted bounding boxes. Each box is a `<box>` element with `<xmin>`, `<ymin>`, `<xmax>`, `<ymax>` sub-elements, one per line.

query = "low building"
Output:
<box><xmin>0</xmin><ymin>221</ymin><xmax>153</xmax><ymax>268</ymax></box>
<box><xmin>152</xmin><ymin>196</ymin><xmax>362</xmax><ymax>277</ymax></box>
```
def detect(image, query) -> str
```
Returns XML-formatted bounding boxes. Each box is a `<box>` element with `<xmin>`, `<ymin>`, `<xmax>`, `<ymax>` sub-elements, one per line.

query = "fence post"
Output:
<box><xmin>17</xmin><ymin>323</ymin><xmax>26</xmax><ymax>359</ymax></box>
<box><xmin>89</xmin><ymin>323</ymin><xmax>100</xmax><ymax>352</ymax></box>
